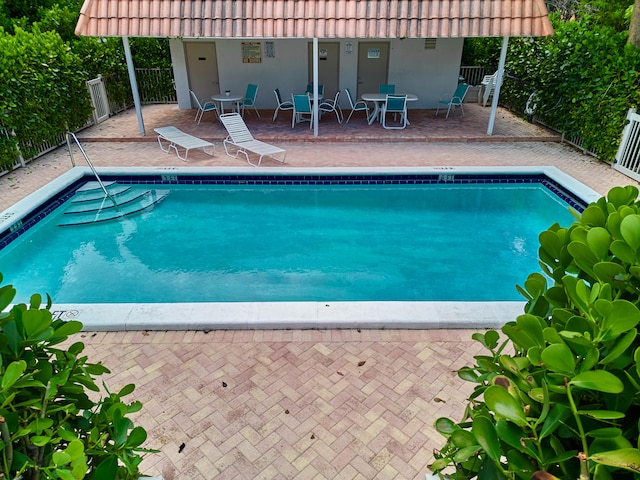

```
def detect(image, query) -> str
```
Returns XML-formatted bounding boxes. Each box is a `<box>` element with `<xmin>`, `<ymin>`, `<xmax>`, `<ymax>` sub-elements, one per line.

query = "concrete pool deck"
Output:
<box><xmin>1</xmin><ymin>103</ymin><xmax>638</xmax><ymax>479</ymax></box>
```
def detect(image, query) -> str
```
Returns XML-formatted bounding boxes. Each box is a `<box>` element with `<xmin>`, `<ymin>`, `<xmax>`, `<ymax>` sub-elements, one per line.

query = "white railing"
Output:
<box><xmin>613</xmin><ymin>108</ymin><xmax>640</xmax><ymax>181</ymax></box>
<box><xmin>459</xmin><ymin>66</ymin><xmax>486</xmax><ymax>86</ymax></box>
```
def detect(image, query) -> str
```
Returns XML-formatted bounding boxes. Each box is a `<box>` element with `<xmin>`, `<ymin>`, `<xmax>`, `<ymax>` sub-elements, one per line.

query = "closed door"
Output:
<box><xmin>308</xmin><ymin>42</ymin><xmax>340</xmax><ymax>97</ymax></box>
<box><xmin>185</xmin><ymin>42</ymin><xmax>220</xmax><ymax>105</ymax></box>
<box><xmin>356</xmin><ymin>42</ymin><xmax>390</xmax><ymax>98</ymax></box>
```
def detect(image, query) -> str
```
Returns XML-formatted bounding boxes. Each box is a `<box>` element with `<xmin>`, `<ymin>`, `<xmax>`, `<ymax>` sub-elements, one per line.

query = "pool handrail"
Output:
<box><xmin>65</xmin><ymin>131</ymin><xmax>118</xmax><ymax>207</ymax></box>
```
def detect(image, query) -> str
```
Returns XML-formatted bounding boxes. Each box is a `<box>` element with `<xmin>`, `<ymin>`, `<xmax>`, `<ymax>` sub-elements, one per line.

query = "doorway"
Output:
<box><xmin>184</xmin><ymin>42</ymin><xmax>220</xmax><ymax>105</ymax></box>
<box><xmin>356</xmin><ymin>42</ymin><xmax>390</xmax><ymax>98</ymax></box>
<box><xmin>308</xmin><ymin>42</ymin><xmax>340</xmax><ymax>98</ymax></box>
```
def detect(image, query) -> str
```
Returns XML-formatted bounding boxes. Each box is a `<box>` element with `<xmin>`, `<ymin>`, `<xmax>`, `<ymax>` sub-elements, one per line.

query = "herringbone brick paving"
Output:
<box><xmin>75</xmin><ymin>329</ymin><xmax>486</xmax><ymax>479</ymax></box>
<box><xmin>3</xmin><ymin>102</ymin><xmax>640</xmax><ymax>478</ymax></box>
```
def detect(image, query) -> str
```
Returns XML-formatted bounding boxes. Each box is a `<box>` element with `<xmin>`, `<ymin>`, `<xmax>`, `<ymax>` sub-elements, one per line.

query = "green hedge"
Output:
<box><xmin>500</xmin><ymin>15</ymin><xmax>640</xmax><ymax>162</ymax></box>
<box><xmin>0</xmin><ymin>27</ymin><xmax>92</xmax><ymax>169</ymax></box>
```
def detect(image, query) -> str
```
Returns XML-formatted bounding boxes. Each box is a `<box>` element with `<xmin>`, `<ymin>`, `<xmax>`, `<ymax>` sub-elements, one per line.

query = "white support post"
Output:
<box><xmin>123</xmin><ymin>36</ymin><xmax>146</xmax><ymax>136</ymax></box>
<box><xmin>313</xmin><ymin>37</ymin><xmax>319</xmax><ymax>137</ymax></box>
<box><xmin>487</xmin><ymin>36</ymin><xmax>509</xmax><ymax>135</ymax></box>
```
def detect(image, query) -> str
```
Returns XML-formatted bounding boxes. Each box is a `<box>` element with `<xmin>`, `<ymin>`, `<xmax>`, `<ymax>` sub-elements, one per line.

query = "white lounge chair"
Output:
<box><xmin>218</xmin><ymin>113</ymin><xmax>286</xmax><ymax>166</ymax></box>
<box><xmin>154</xmin><ymin>126</ymin><xmax>215</xmax><ymax>161</ymax></box>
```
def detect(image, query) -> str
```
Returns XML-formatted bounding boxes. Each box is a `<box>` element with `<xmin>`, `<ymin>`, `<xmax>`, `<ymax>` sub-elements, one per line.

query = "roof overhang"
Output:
<box><xmin>75</xmin><ymin>0</ymin><xmax>554</xmax><ymax>39</ymax></box>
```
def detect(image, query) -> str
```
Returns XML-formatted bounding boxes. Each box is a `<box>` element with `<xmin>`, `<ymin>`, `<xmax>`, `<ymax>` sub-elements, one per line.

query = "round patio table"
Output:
<box><xmin>360</xmin><ymin>93</ymin><xmax>418</xmax><ymax>125</ymax></box>
<box><xmin>211</xmin><ymin>93</ymin><xmax>243</xmax><ymax>115</ymax></box>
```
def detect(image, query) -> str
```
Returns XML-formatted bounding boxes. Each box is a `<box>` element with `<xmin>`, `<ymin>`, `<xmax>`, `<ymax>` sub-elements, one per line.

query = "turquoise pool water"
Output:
<box><xmin>0</xmin><ymin>180</ymin><xmax>578</xmax><ymax>303</ymax></box>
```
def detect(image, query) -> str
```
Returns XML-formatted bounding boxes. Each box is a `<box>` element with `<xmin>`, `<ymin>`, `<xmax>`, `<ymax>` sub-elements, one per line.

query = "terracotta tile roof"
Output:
<box><xmin>76</xmin><ymin>0</ymin><xmax>554</xmax><ymax>39</ymax></box>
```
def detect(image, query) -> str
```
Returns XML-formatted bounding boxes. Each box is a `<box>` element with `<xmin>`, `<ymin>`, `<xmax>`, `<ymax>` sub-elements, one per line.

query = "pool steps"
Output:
<box><xmin>58</xmin><ymin>182</ymin><xmax>169</xmax><ymax>226</ymax></box>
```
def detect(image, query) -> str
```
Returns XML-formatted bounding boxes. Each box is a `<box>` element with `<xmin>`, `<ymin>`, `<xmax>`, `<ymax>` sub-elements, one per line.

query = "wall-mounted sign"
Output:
<box><xmin>367</xmin><ymin>48</ymin><xmax>381</xmax><ymax>59</ymax></box>
<box><xmin>265</xmin><ymin>41</ymin><xmax>275</xmax><ymax>58</ymax></box>
<box><xmin>242</xmin><ymin>42</ymin><xmax>262</xmax><ymax>63</ymax></box>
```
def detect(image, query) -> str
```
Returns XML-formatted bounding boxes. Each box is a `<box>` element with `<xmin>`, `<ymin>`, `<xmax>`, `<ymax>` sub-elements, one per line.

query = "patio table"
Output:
<box><xmin>361</xmin><ymin>93</ymin><xmax>418</xmax><ymax>125</ymax></box>
<box><xmin>211</xmin><ymin>93</ymin><xmax>243</xmax><ymax>115</ymax></box>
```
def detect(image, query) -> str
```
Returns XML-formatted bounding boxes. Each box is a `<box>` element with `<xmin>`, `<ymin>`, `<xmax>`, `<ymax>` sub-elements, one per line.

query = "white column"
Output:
<box><xmin>487</xmin><ymin>36</ymin><xmax>509</xmax><ymax>135</ymax></box>
<box><xmin>123</xmin><ymin>36</ymin><xmax>145</xmax><ymax>136</ymax></box>
<box><xmin>313</xmin><ymin>37</ymin><xmax>319</xmax><ymax>137</ymax></box>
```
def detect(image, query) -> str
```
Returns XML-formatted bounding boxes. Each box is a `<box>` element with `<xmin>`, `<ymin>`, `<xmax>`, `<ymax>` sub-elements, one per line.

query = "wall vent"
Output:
<box><xmin>424</xmin><ymin>38</ymin><xmax>437</xmax><ymax>49</ymax></box>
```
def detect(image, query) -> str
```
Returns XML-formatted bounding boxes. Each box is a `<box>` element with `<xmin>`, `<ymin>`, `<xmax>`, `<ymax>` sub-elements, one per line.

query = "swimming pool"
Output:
<box><xmin>0</xmin><ymin>166</ymin><xmax>599</xmax><ymax>331</ymax></box>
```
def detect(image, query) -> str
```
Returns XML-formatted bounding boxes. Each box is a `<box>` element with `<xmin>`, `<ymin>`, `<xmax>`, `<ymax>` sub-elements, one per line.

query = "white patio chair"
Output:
<box><xmin>189</xmin><ymin>90</ymin><xmax>218</xmax><ymax>124</ymax></box>
<box><xmin>344</xmin><ymin>88</ymin><xmax>370</xmax><ymax>124</ymax></box>
<box><xmin>272</xmin><ymin>88</ymin><xmax>294</xmax><ymax>122</ymax></box>
<box><xmin>318</xmin><ymin>91</ymin><xmax>343</xmax><ymax>124</ymax></box>
<box><xmin>481</xmin><ymin>72</ymin><xmax>500</xmax><ymax>106</ymax></box>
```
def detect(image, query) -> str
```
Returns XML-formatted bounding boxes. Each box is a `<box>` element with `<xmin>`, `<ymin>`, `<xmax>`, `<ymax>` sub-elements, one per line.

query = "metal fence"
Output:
<box><xmin>135</xmin><ymin>68</ymin><xmax>177</xmax><ymax>104</ymax></box>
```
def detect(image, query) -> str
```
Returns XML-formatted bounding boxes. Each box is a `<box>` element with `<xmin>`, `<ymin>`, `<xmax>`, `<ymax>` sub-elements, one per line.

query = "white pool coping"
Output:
<box><xmin>50</xmin><ymin>301</ymin><xmax>526</xmax><ymax>331</ymax></box>
<box><xmin>2</xmin><ymin>166</ymin><xmax>600</xmax><ymax>332</ymax></box>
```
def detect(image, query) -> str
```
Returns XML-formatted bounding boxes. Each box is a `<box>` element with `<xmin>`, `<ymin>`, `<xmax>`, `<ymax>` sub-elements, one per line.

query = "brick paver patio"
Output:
<box><xmin>2</xmin><ymin>102</ymin><xmax>638</xmax><ymax>479</ymax></box>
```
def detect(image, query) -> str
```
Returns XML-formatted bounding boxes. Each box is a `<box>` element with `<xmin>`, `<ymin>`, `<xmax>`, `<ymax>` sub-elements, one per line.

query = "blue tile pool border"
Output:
<box><xmin>0</xmin><ymin>167</ymin><xmax>594</xmax><ymax>251</ymax></box>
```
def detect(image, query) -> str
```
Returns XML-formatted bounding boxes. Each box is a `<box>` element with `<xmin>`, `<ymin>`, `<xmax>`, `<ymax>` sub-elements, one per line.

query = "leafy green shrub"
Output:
<box><xmin>501</xmin><ymin>15</ymin><xmax>640</xmax><ymax>162</ymax></box>
<box><xmin>430</xmin><ymin>186</ymin><xmax>640</xmax><ymax>479</ymax></box>
<box><xmin>0</xmin><ymin>27</ymin><xmax>92</xmax><ymax>168</ymax></box>
<box><xmin>0</xmin><ymin>273</ymin><xmax>154</xmax><ymax>479</ymax></box>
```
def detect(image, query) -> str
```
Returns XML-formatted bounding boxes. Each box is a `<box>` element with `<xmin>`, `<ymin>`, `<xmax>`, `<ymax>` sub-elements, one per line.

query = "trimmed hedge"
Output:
<box><xmin>0</xmin><ymin>27</ymin><xmax>92</xmax><ymax>169</ymax></box>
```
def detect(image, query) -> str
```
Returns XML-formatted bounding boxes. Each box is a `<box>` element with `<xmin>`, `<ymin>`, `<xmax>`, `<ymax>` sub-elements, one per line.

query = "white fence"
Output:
<box><xmin>459</xmin><ymin>66</ymin><xmax>486</xmax><ymax>86</ymax></box>
<box><xmin>86</xmin><ymin>75</ymin><xmax>110</xmax><ymax>124</ymax></box>
<box><xmin>613</xmin><ymin>108</ymin><xmax>640</xmax><ymax>181</ymax></box>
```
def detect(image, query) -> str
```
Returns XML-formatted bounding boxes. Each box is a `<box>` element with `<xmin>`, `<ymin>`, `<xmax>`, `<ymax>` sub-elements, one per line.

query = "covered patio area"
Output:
<box><xmin>77</xmin><ymin>101</ymin><xmax>560</xmax><ymax>145</ymax></box>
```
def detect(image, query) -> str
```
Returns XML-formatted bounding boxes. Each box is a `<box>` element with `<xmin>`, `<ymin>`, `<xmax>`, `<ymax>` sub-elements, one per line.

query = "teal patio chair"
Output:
<box><xmin>291</xmin><ymin>94</ymin><xmax>313</xmax><ymax>128</ymax></box>
<box><xmin>436</xmin><ymin>83</ymin><xmax>470</xmax><ymax>118</ymax></box>
<box><xmin>306</xmin><ymin>83</ymin><xmax>324</xmax><ymax>97</ymax></box>
<box><xmin>241</xmin><ymin>83</ymin><xmax>260</xmax><ymax>117</ymax></box>
<box><xmin>381</xmin><ymin>94</ymin><xmax>408</xmax><ymax>129</ymax></box>
<box><xmin>378</xmin><ymin>84</ymin><xmax>395</xmax><ymax>94</ymax></box>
